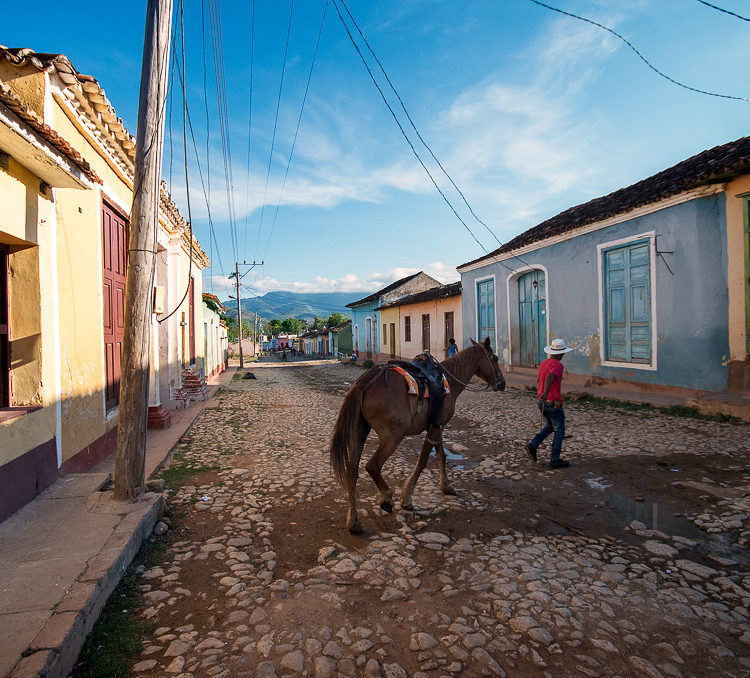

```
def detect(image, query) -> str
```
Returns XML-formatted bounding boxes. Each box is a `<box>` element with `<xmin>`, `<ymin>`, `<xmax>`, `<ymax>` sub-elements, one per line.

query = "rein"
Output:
<box><xmin>440</xmin><ymin>344</ymin><xmax>502</xmax><ymax>392</ymax></box>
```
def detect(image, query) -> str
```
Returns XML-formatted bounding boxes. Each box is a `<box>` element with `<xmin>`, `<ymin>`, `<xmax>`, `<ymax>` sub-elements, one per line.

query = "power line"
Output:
<box><xmin>264</xmin><ymin>0</ymin><xmax>329</xmax><ymax>258</ymax></box>
<box><xmin>695</xmin><ymin>0</ymin><xmax>750</xmax><ymax>21</ymax></box>
<box><xmin>255</xmin><ymin>0</ymin><xmax>296</xmax><ymax>260</ymax></box>
<box><xmin>242</xmin><ymin>0</ymin><xmax>256</xmax><ymax>258</ymax></box>
<box><xmin>527</xmin><ymin>0</ymin><xmax>750</xmax><ymax>102</ymax></box>
<box><xmin>339</xmin><ymin>0</ymin><xmax>501</xmax><ymax>246</ymax></box>
<box><xmin>331</xmin><ymin>0</ymin><xmax>489</xmax><ymax>253</ymax></box>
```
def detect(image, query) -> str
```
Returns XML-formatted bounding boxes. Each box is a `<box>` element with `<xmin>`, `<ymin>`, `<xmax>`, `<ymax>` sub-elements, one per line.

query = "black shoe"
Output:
<box><xmin>524</xmin><ymin>444</ymin><xmax>537</xmax><ymax>463</ymax></box>
<box><xmin>549</xmin><ymin>459</ymin><xmax>570</xmax><ymax>469</ymax></box>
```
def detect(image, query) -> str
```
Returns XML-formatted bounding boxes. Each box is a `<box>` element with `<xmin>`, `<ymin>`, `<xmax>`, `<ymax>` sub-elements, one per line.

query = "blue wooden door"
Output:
<box><xmin>518</xmin><ymin>270</ymin><xmax>546</xmax><ymax>366</ymax></box>
<box><xmin>604</xmin><ymin>241</ymin><xmax>651</xmax><ymax>363</ymax></box>
<box><xmin>477</xmin><ymin>279</ymin><xmax>495</xmax><ymax>346</ymax></box>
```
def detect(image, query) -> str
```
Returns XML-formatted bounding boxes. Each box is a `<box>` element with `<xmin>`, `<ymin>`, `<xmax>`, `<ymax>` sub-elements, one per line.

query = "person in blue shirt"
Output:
<box><xmin>447</xmin><ymin>338</ymin><xmax>458</xmax><ymax>358</ymax></box>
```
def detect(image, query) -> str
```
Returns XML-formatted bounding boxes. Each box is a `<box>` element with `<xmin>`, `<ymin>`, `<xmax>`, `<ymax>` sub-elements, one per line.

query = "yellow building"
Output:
<box><xmin>375</xmin><ymin>282</ymin><xmax>462</xmax><ymax>362</ymax></box>
<box><xmin>0</xmin><ymin>47</ymin><xmax>209</xmax><ymax>520</ymax></box>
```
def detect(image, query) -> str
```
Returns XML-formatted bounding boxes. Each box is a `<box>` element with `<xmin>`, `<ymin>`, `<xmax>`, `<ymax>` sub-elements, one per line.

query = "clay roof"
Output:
<box><xmin>460</xmin><ymin>135</ymin><xmax>750</xmax><ymax>270</ymax></box>
<box><xmin>345</xmin><ymin>272</ymin><xmax>423</xmax><ymax>308</ymax></box>
<box><xmin>0</xmin><ymin>46</ymin><xmax>209</xmax><ymax>267</ymax></box>
<box><xmin>202</xmin><ymin>293</ymin><xmax>225</xmax><ymax>313</ymax></box>
<box><xmin>376</xmin><ymin>281</ymin><xmax>461</xmax><ymax>310</ymax></box>
<box><xmin>0</xmin><ymin>81</ymin><xmax>101</xmax><ymax>184</ymax></box>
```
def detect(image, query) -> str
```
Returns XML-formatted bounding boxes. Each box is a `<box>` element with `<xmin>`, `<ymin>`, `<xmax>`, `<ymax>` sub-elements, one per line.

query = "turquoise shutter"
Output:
<box><xmin>605</xmin><ymin>241</ymin><xmax>651</xmax><ymax>364</ymax></box>
<box><xmin>477</xmin><ymin>279</ymin><xmax>495</xmax><ymax>345</ymax></box>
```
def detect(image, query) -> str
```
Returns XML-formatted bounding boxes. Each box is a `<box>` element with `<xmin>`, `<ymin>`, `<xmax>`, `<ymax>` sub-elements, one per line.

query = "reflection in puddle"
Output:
<box><xmin>414</xmin><ymin>446</ymin><xmax>465</xmax><ymax>470</ymax></box>
<box><xmin>602</xmin><ymin>490</ymin><xmax>705</xmax><ymax>541</ymax></box>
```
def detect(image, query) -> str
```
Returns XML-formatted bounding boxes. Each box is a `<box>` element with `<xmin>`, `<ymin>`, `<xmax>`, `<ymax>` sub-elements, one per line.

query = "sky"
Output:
<box><xmin>4</xmin><ymin>0</ymin><xmax>750</xmax><ymax>303</ymax></box>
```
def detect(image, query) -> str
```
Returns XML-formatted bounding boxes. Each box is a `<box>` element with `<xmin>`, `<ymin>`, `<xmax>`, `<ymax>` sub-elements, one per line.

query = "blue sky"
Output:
<box><xmin>5</xmin><ymin>1</ymin><xmax>750</xmax><ymax>302</ymax></box>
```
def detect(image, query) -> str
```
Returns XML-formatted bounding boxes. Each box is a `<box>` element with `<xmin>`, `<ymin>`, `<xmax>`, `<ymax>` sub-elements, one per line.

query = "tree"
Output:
<box><xmin>265</xmin><ymin>319</ymin><xmax>283</xmax><ymax>336</ymax></box>
<box><xmin>327</xmin><ymin>312</ymin><xmax>346</xmax><ymax>328</ymax></box>
<box><xmin>281</xmin><ymin>317</ymin><xmax>305</xmax><ymax>335</ymax></box>
<box><xmin>311</xmin><ymin>316</ymin><xmax>327</xmax><ymax>330</ymax></box>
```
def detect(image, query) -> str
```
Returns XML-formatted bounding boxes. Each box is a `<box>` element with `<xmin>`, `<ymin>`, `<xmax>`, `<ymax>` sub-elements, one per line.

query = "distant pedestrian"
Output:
<box><xmin>447</xmin><ymin>337</ymin><xmax>458</xmax><ymax>358</ymax></box>
<box><xmin>524</xmin><ymin>338</ymin><xmax>573</xmax><ymax>469</ymax></box>
<box><xmin>351</xmin><ymin>350</ymin><xmax>358</xmax><ymax>364</ymax></box>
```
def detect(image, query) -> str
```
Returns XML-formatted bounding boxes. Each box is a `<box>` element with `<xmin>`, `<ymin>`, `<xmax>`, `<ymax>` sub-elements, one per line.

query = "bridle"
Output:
<box><xmin>440</xmin><ymin>343</ymin><xmax>506</xmax><ymax>392</ymax></box>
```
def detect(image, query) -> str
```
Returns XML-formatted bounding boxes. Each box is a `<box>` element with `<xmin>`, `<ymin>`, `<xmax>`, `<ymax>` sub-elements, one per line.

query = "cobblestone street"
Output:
<box><xmin>127</xmin><ymin>360</ymin><xmax>750</xmax><ymax>678</ymax></box>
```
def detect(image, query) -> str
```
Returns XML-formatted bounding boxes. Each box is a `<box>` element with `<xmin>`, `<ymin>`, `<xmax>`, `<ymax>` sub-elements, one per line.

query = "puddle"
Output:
<box><xmin>411</xmin><ymin>446</ymin><xmax>466</xmax><ymax>470</ymax></box>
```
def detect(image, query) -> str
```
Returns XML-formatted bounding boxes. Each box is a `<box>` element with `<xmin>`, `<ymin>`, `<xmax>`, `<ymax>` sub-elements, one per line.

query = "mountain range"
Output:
<box><xmin>221</xmin><ymin>291</ymin><xmax>363</xmax><ymax>322</ymax></box>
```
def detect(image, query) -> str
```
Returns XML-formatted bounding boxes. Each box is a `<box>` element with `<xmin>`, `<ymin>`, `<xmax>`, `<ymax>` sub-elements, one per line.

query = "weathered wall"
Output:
<box><xmin>461</xmin><ymin>194</ymin><xmax>730</xmax><ymax>392</ymax></box>
<box><xmin>397</xmin><ymin>296</ymin><xmax>462</xmax><ymax>361</ymax></box>
<box><xmin>378</xmin><ymin>307</ymin><xmax>400</xmax><ymax>358</ymax></box>
<box><xmin>725</xmin><ymin>175</ymin><xmax>750</xmax><ymax>361</ymax></box>
<box><xmin>0</xmin><ymin>62</ymin><xmax>45</xmax><ymax>117</ymax></box>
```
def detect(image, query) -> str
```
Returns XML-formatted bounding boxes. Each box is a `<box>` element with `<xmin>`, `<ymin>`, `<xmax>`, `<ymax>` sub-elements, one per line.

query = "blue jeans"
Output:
<box><xmin>529</xmin><ymin>401</ymin><xmax>566</xmax><ymax>462</ymax></box>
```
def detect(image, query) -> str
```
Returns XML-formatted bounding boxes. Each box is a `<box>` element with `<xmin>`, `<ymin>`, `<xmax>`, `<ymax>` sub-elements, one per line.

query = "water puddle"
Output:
<box><xmin>412</xmin><ymin>446</ymin><xmax>466</xmax><ymax>470</ymax></box>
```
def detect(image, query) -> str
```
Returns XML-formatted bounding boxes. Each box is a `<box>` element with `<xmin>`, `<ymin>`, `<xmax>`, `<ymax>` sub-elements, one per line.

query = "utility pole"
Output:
<box><xmin>228</xmin><ymin>260</ymin><xmax>262</xmax><ymax>368</ymax></box>
<box><xmin>114</xmin><ymin>0</ymin><xmax>172</xmax><ymax>500</ymax></box>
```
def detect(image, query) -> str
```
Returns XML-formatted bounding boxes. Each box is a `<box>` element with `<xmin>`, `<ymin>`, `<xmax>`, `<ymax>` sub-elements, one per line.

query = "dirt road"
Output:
<box><xmin>124</xmin><ymin>360</ymin><xmax>750</xmax><ymax>677</ymax></box>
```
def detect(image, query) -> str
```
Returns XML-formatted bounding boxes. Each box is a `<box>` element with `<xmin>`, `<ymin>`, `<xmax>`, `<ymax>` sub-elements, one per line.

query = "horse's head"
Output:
<box><xmin>470</xmin><ymin>337</ymin><xmax>506</xmax><ymax>391</ymax></box>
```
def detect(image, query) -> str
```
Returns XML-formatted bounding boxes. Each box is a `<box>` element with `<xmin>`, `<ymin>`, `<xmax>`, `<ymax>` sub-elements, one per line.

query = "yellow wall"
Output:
<box><xmin>379</xmin><ymin>306</ymin><xmax>400</xmax><ymax>357</ymax></box>
<box><xmin>726</xmin><ymin>175</ymin><xmax>750</xmax><ymax>361</ymax></box>
<box><xmin>0</xmin><ymin>157</ymin><xmax>56</xmax><ymax>466</ymax></box>
<box><xmin>0</xmin><ymin>63</ymin><xmax>45</xmax><ymax>117</ymax></box>
<box><xmin>398</xmin><ymin>296</ymin><xmax>462</xmax><ymax>361</ymax></box>
<box><xmin>51</xmin><ymin>100</ymin><xmax>135</xmax><ymax>462</ymax></box>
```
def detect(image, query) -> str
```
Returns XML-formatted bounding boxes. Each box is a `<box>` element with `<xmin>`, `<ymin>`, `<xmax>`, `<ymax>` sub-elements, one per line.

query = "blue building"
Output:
<box><xmin>346</xmin><ymin>272</ymin><xmax>440</xmax><ymax>361</ymax></box>
<box><xmin>458</xmin><ymin>136</ymin><xmax>750</xmax><ymax>396</ymax></box>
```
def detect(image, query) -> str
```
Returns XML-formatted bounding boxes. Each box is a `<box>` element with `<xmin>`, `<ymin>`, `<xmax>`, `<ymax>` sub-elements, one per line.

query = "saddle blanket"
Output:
<box><xmin>390</xmin><ymin>366</ymin><xmax>450</xmax><ymax>396</ymax></box>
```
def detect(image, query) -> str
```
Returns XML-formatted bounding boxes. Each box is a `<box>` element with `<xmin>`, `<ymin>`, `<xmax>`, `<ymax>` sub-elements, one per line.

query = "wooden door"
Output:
<box><xmin>0</xmin><ymin>246</ymin><xmax>8</xmax><ymax>407</ymax></box>
<box><xmin>389</xmin><ymin>323</ymin><xmax>396</xmax><ymax>358</ymax></box>
<box><xmin>102</xmin><ymin>203</ymin><xmax>127</xmax><ymax>410</ymax></box>
<box><xmin>189</xmin><ymin>277</ymin><xmax>196</xmax><ymax>364</ymax></box>
<box><xmin>421</xmin><ymin>314</ymin><xmax>430</xmax><ymax>352</ymax></box>
<box><xmin>518</xmin><ymin>270</ymin><xmax>546</xmax><ymax>366</ymax></box>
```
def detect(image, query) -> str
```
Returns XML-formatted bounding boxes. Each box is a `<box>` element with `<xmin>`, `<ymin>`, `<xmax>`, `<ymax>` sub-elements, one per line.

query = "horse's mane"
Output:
<box><xmin>440</xmin><ymin>343</ymin><xmax>481</xmax><ymax>377</ymax></box>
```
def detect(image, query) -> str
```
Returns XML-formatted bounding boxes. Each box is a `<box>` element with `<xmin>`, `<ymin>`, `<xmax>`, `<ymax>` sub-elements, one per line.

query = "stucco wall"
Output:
<box><xmin>398</xmin><ymin>296</ymin><xmax>462</xmax><ymax>361</ymax></box>
<box><xmin>378</xmin><ymin>307</ymin><xmax>400</xmax><ymax>358</ymax></box>
<box><xmin>461</xmin><ymin>194</ymin><xmax>730</xmax><ymax>392</ymax></box>
<box><xmin>725</xmin><ymin>175</ymin><xmax>750</xmax><ymax>361</ymax></box>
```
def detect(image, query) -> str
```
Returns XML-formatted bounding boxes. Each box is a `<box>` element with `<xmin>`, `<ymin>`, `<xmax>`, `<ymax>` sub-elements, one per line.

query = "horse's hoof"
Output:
<box><xmin>443</xmin><ymin>487</ymin><xmax>457</xmax><ymax>496</ymax></box>
<box><xmin>401</xmin><ymin>503</ymin><xmax>414</xmax><ymax>511</ymax></box>
<box><xmin>380</xmin><ymin>501</ymin><xmax>394</xmax><ymax>514</ymax></box>
<box><xmin>348</xmin><ymin>523</ymin><xmax>364</xmax><ymax>535</ymax></box>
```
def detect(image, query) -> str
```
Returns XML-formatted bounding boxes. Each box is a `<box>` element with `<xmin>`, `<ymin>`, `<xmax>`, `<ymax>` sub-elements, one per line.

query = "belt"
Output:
<box><xmin>538</xmin><ymin>398</ymin><xmax>563</xmax><ymax>407</ymax></box>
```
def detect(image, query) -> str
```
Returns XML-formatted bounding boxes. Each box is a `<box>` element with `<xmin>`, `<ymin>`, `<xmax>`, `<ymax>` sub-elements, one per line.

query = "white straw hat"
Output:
<box><xmin>544</xmin><ymin>338</ymin><xmax>573</xmax><ymax>355</ymax></box>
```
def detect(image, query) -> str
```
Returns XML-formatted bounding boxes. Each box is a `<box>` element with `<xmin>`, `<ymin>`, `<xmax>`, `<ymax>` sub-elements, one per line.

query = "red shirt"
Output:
<box><xmin>537</xmin><ymin>358</ymin><xmax>564</xmax><ymax>402</ymax></box>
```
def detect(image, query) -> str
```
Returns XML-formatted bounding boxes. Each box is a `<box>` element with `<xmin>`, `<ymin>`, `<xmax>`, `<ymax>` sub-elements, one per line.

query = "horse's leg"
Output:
<box><xmin>400</xmin><ymin>433</ymin><xmax>435</xmax><ymax>510</ymax></box>
<box><xmin>346</xmin><ymin>421</ymin><xmax>371</xmax><ymax>535</ymax></box>
<box><xmin>433</xmin><ymin>433</ymin><xmax>456</xmax><ymax>495</ymax></box>
<box><xmin>365</xmin><ymin>431</ymin><xmax>402</xmax><ymax>513</ymax></box>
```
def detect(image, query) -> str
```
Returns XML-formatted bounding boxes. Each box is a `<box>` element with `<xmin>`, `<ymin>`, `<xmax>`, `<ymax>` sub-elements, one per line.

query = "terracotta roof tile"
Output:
<box><xmin>460</xmin><ymin>135</ymin><xmax>750</xmax><ymax>269</ymax></box>
<box><xmin>0</xmin><ymin>81</ymin><xmax>101</xmax><ymax>184</ymax></box>
<box><xmin>345</xmin><ymin>272</ymin><xmax>423</xmax><ymax>308</ymax></box>
<box><xmin>375</xmin><ymin>281</ymin><xmax>461</xmax><ymax>310</ymax></box>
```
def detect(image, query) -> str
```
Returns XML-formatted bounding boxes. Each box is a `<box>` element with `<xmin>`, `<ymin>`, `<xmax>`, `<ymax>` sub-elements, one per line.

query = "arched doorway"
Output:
<box><xmin>518</xmin><ymin>269</ymin><xmax>547</xmax><ymax>366</ymax></box>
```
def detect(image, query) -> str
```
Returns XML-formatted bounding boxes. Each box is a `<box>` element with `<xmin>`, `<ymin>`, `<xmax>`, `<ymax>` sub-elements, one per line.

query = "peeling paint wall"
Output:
<box><xmin>461</xmin><ymin>195</ymin><xmax>730</xmax><ymax>392</ymax></box>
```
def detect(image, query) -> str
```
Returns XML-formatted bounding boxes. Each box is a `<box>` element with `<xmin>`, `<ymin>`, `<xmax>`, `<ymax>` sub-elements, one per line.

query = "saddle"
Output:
<box><xmin>386</xmin><ymin>352</ymin><xmax>447</xmax><ymax>430</ymax></box>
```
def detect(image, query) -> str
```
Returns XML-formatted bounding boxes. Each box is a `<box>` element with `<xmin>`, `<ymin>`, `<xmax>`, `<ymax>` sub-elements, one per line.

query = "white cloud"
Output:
<box><xmin>203</xmin><ymin>261</ymin><xmax>459</xmax><ymax>297</ymax></box>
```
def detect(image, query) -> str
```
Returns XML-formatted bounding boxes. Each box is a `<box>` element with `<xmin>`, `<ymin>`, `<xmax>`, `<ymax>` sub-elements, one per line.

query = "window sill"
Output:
<box><xmin>600</xmin><ymin>360</ymin><xmax>657</xmax><ymax>372</ymax></box>
<box><xmin>0</xmin><ymin>406</ymin><xmax>43</xmax><ymax>424</ymax></box>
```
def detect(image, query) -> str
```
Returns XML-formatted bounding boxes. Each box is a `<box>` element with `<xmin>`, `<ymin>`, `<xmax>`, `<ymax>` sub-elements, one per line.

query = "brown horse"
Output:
<box><xmin>329</xmin><ymin>337</ymin><xmax>505</xmax><ymax>534</ymax></box>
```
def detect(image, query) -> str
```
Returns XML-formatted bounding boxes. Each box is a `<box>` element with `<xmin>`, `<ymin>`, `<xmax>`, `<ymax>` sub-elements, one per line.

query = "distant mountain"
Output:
<box><xmin>221</xmin><ymin>291</ymin><xmax>364</xmax><ymax>322</ymax></box>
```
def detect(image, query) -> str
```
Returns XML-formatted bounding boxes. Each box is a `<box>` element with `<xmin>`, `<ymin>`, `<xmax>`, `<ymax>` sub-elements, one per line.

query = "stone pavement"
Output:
<box><xmin>0</xmin><ymin>366</ymin><xmax>234</xmax><ymax>678</ymax></box>
<box><xmin>124</xmin><ymin>361</ymin><xmax>750</xmax><ymax>678</ymax></box>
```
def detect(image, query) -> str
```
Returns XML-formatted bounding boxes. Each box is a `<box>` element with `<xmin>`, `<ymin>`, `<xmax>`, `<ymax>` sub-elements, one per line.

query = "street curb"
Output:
<box><xmin>9</xmin><ymin>492</ymin><xmax>165</xmax><ymax>678</ymax></box>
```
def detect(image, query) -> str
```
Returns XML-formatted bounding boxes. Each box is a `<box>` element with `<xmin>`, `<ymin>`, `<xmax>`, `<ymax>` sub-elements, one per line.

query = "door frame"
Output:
<box><xmin>475</xmin><ymin>274</ymin><xmax>497</xmax><ymax>351</ymax></box>
<box><xmin>505</xmin><ymin>265</ymin><xmax>549</xmax><ymax>368</ymax></box>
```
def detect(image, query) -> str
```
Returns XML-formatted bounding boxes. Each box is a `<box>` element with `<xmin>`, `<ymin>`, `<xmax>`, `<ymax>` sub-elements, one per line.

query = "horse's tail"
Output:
<box><xmin>329</xmin><ymin>371</ymin><xmax>374</xmax><ymax>489</ymax></box>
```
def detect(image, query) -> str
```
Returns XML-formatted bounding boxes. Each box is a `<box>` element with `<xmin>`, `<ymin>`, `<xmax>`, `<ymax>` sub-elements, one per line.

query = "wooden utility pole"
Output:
<box><xmin>228</xmin><ymin>261</ymin><xmax>262</xmax><ymax>368</ymax></box>
<box><xmin>114</xmin><ymin>0</ymin><xmax>173</xmax><ymax>499</ymax></box>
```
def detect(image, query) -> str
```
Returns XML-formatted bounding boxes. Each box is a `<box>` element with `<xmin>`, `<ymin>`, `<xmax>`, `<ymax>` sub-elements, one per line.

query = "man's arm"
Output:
<box><xmin>539</xmin><ymin>373</ymin><xmax>557</xmax><ymax>401</ymax></box>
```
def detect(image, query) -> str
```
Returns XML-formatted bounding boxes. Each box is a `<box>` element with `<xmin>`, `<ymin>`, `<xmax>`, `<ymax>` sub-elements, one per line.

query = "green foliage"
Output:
<box><xmin>327</xmin><ymin>312</ymin><xmax>346</xmax><ymax>328</ymax></box>
<box><xmin>281</xmin><ymin>317</ymin><xmax>305</xmax><ymax>335</ymax></box>
<box><xmin>265</xmin><ymin>319</ymin><xmax>283</xmax><ymax>336</ymax></box>
<box><xmin>72</xmin><ymin>539</ymin><xmax>165</xmax><ymax>677</ymax></box>
<box><xmin>311</xmin><ymin>316</ymin><xmax>327</xmax><ymax>330</ymax></box>
<box><xmin>362</xmin><ymin>359</ymin><xmax>374</xmax><ymax>369</ymax></box>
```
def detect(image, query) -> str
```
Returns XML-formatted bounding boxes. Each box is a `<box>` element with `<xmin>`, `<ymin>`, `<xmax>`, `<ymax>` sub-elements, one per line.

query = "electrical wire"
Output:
<box><xmin>242</xmin><ymin>0</ymin><xmax>256</xmax><ymax>258</ymax></box>
<box><xmin>527</xmin><ymin>0</ymin><xmax>750</xmax><ymax>102</ymax></box>
<box><xmin>339</xmin><ymin>0</ymin><xmax>501</xmax><ymax>246</ymax></box>
<box><xmin>331</xmin><ymin>0</ymin><xmax>489</xmax><ymax>253</ymax></box>
<box><xmin>695</xmin><ymin>0</ymin><xmax>750</xmax><ymax>21</ymax></box>
<box><xmin>254</xmin><ymin>0</ymin><xmax>296</xmax><ymax>260</ymax></box>
<box><xmin>264</xmin><ymin>0</ymin><xmax>329</xmax><ymax>257</ymax></box>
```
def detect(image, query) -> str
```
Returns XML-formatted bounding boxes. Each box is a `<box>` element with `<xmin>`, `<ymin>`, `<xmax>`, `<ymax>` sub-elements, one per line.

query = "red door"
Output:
<box><xmin>102</xmin><ymin>203</ymin><xmax>127</xmax><ymax>410</ymax></box>
<box><xmin>189</xmin><ymin>277</ymin><xmax>195</xmax><ymax>364</ymax></box>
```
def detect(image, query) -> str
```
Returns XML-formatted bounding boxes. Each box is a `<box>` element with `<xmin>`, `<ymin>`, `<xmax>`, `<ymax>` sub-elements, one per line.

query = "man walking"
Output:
<box><xmin>525</xmin><ymin>338</ymin><xmax>573</xmax><ymax>469</ymax></box>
